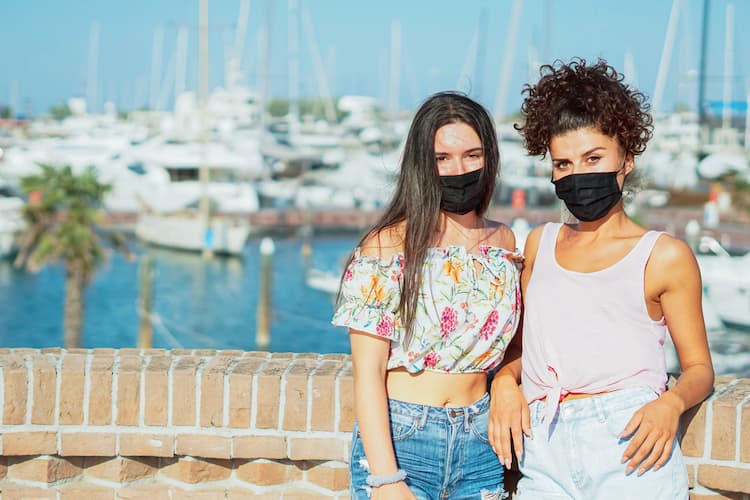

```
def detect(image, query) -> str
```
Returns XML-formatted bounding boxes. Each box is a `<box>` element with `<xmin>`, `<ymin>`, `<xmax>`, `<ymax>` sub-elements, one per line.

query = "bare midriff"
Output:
<box><xmin>385</xmin><ymin>367</ymin><xmax>487</xmax><ymax>407</ymax></box>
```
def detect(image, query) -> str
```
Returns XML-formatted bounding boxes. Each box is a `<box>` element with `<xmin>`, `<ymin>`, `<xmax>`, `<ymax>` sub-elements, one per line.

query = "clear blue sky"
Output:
<box><xmin>1</xmin><ymin>0</ymin><xmax>748</xmax><ymax>117</ymax></box>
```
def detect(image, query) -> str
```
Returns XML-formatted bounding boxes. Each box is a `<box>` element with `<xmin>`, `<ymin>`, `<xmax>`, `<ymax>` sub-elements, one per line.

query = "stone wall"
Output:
<box><xmin>0</xmin><ymin>349</ymin><xmax>747</xmax><ymax>499</ymax></box>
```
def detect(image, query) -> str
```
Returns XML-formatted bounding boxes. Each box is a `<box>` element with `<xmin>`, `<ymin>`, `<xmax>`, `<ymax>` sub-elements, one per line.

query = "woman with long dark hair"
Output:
<box><xmin>333</xmin><ymin>91</ymin><xmax>522</xmax><ymax>499</ymax></box>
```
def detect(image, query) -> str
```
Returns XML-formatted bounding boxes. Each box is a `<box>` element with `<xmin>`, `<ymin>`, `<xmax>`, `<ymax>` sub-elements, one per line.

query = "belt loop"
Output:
<box><xmin>593</xmin><ymin>395</ymin><xmax>606</xmax><ymax>423</ymax></box>
<box><xmin>463</xmin><ymin>410</ymin><xmax>471</xmax><ymax>432</ymax></box>
<box><xmin>418</xmin><ymin>404</ymin><xmax>429</xmax><ymax>430</ymax></box>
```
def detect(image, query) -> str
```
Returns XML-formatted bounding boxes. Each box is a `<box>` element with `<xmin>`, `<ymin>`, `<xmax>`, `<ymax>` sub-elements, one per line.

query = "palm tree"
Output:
<box><xmin>14</xmin><ymin>164</ymin><xmax>130</xmax><ymax>348</ymax></box>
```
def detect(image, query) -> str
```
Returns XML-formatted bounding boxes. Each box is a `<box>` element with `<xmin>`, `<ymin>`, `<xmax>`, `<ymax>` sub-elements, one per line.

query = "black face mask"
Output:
<box><xmin>552</xmin><ymin>165</ymin><xmax>625</xmax><ymax>222</ymax></box>
<box><xmin>439</xmin><ymin>169</ymin><xmax>483</xmax><ymax>215</ymax></box>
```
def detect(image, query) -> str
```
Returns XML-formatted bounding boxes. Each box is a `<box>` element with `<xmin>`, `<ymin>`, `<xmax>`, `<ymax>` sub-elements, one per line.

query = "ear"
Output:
<box><xmin>624</xmin><ymin>153</ymin><xmax>635</xmax><ymax>176</ymax></box>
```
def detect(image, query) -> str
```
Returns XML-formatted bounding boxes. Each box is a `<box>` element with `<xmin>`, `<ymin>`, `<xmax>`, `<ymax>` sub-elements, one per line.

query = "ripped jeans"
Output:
<box><xmin>349</xmin><ymin>393</ymin><xmax>507</xmax><ymax>500</ymax></box>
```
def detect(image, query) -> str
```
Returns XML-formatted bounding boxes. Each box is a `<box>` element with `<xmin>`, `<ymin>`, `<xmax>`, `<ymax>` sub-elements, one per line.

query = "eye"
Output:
<box><xmin>553</xmin><ymin>160</ymin><xmax>569</xmax><ymax>170</ymax></box>
<box><xmin>435</xmin><ymin>155</ymin><xmax>448</xmax><ymax>162</ymax></box>
<box><xmin>467</xmin><ymin>152</ymin><xmax>483</xmax><ymax>159</ymax></box>
<box><xmin>586</xmin><ymin>155</ymin><xmax>601</xmax><ymax>164</ymax></box>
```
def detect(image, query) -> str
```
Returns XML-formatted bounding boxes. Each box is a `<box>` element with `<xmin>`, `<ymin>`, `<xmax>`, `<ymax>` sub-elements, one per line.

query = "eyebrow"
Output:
<box><xmin>551</xmin><ymin>146</ymin><xmax>607</xmax><ymax>162</ymax></box>
<box><xmin>434</xmin><ymin>147</ymin><xmax>484</xmax><ymax>155</ymax></box>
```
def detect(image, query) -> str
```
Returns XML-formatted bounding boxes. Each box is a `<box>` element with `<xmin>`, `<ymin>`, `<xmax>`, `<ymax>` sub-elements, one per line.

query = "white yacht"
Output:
<box><xmin>0</xmin><ymin>180</ymin><xmax>24</xmax><ymax>260</ymax></box>
<box><xmin>696</xmin><ymin>235</ymin><xmax>750</xmax><ymax>329</ymax></box>
<box><xmin>135</xmin><ymin>212</ymin><xmax>251</xmax><ymax>256</ymax></box>
<box><xmin>129</xmin><ymin>137</ymin><xmax>260</xmax><ymax>256</ymax></box>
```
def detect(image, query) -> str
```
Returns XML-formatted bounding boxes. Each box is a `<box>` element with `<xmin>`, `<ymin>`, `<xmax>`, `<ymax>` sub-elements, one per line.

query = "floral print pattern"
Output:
<box><xmin>440</xmin><ymin>307</ymin><xmax>459</xmax><ymax>338</ymax></box>
<box><xmin>332</xmin><ymin>245</ymin><xmax>522</xmax><ymax>374</ymax></box>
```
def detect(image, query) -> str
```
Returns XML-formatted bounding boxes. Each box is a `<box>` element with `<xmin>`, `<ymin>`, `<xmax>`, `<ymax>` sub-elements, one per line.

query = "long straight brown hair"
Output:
<box><xmin>337</xmin><ymin>91</ymin><xmax>500</xmax><ymax>348</ymax></box>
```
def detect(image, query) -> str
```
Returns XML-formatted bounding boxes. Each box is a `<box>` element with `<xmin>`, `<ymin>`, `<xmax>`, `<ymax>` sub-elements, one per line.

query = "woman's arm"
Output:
<box><xmin>621</xmin><ymin>236</ymin><xmax>714</xmax><ymax>475</ymax></box>
<box><xmin>488</xmin><ymin>224</ymin><xmax>544</xmax><ymax>468</ymax></box>
<box><xmin>350</xmin><ymin>330</ymin><xmax>415</xmax><ymax>499</ymax></box>
<box><xmin>489</xmin><ymin>332</ymin><xmax>530</xmax><ymax>469</ymax></box>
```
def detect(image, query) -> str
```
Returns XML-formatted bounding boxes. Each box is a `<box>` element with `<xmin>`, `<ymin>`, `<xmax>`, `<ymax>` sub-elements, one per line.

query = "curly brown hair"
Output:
<box><xmin>515</xmin><ymin>58</ymin><xmax>654</xmax><ymax>158</ymax></box>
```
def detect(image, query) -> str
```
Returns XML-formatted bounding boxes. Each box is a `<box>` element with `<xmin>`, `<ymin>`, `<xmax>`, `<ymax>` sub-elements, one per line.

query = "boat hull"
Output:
<box><xmin>135</xmin><ymin>213</ymin><xmax>251</xmax><ymax>256</ymax></box>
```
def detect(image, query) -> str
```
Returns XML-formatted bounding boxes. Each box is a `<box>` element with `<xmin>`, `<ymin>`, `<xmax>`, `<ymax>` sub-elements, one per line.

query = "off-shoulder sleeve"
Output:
<box><xmin>331</xmin><ymin>250</ymin><xmax>403</xmax><ymax>340</ymax></box>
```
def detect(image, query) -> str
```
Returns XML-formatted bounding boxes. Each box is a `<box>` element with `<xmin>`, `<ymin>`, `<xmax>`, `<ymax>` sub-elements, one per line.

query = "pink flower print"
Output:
<box><xmin>479</xmin><ymin>246</ymin><xmax>490</xmax><ymax>256</ymax></box>
<box><xmin>440</xmin><ymin>307</ymin><xmax>459</xmax><ymax>338</ymax></box>
<box><xmin>478</xmin><ymin>310</ymin><xmax>499</xmax><ymax>341</ymax></box>
<box><xmin>390</xmin><ymin>269</ymin><xmax>401</xmax><ymax>282</ymax></box>
<box><xmin>407</xmin><ymin>351</ymin><xmax>419</xmax><ymax>363</ymax></box>
<box><xmin>376</xmin><ymin>315</ymin><xmax>394</xmax><ymax>338</ymax></box>
<box><xmin>424</xmin><ymin>352</ymin><xmax>441</xmax><ymax>368</ymax></box>
<box><xmin>460</xmin><ymin>302</ymin><xmax>469</xmax><ymax>311</ymax></box>
<box><xmin>343</xmin><ymin>268</ymin><xmax>354</xmax><ymax>281</ymax></box>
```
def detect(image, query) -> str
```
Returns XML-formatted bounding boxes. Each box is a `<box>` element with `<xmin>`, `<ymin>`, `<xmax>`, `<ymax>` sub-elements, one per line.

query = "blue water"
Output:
<box><xmin>1</xmin><ymin>234</ymin><xmax>747</xmax><ymax>377</ymax></box>
<box><xmin>0</xmin><ymin>235</ymin><xmax>358</xmax><ymax>353</ymax></box>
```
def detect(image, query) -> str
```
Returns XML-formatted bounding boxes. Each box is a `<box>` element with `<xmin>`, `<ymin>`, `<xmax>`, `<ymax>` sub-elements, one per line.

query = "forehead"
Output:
<box><xmin>549</xmin><ymin>126</ymin><xmax>620</xmax><ymax>155</ymax></box>
<box><xmin>434</xmin><ymin>122</ymin><xmax>481</xmax><ymax>149</ymax></box>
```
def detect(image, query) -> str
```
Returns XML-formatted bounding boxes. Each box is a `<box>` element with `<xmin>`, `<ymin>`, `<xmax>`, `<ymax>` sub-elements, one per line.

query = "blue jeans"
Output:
<box><xmin>515</xmin><ymin>387</ymin><xmax>689</xmax><ymax>500</ymax></box>
<box><xmin>350</xmin><ymin>393</ymin><xmax>507</xmax><ymax>499</ymax></box>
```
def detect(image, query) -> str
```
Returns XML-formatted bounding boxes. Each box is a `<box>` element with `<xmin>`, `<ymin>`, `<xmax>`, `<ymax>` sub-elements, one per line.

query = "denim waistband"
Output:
<box><xmin>529</xmin><ymin>387</ymin><xmax>658</xmax><ymax>426</ymax></box>
<box><xmin>387</xmin><ymin>392</ymin><xmax>490</xmax><ymax>424</ymax></box>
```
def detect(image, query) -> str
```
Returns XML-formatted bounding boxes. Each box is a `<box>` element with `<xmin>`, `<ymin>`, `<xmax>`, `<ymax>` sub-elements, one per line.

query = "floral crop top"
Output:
<box><xmin>332</xmin><ymin>245</ymin><xmax>522</xmax><ymax>374</ymax></box>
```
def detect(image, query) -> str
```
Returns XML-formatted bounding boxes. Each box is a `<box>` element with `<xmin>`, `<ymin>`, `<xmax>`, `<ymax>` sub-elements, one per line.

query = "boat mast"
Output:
<box><xmin>229</xmin><ymin>0</ymin><xmax>251</xmax><ymax>90</ymax></box>
<box><xmin>257</xmin><ymin>21</ymin><xmax>270</xmax><ymax>132</ymax></box>
<box><xmin>721</xmin><ymin>2</ymin><xmax>734</xmax><ymax>133</ymax></box>
<box><xmin>652</xmin><ymin>0</ymin><xmax>681</xmax><ymax>116</ymax></box>
<box><xmin>474</xmin><ymin>7</ymin><xmax>488</xmax><ymax>100</ymax></box>
<box><xmin>697</xmin><ymin>0</ymin><xmax>711</xmax><ymax>154</ymax></box>
<box><xmin>150</xmin><ymin>26</ymin><xmax>164</xmax><ymax>111</ymax></box>
<box><xmin>301</xmin><ymin>2</ymin><xmax>337</xmax><ymax>123</ymax></box>
<box><xmin>175</xmin><ymin>25</ymin><xmax>189</xmax><ymax>108</ymax></box>
<box><xmin>455</xmin><ymin>30</ymin><xmax>478</xmax><ymax>92</ymax></box>
<box><xmin>199</xmin><ymin>0</ymin><xmax>212</xmax><ymax>258</ymax></box>
<box><xmin>493</xmin><ymin>0</ymin><xmax>523</xmax><ymax>121</ymax></box>
<box><xmin>288</xmin><ymin>0</ymin><xmax>300</xmax><ymax>131</ymax></box>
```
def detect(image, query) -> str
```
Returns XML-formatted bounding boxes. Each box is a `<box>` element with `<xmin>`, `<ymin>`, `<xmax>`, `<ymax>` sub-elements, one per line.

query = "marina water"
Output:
<box><xmin>1</xmin><ymin>234</ymin><xmax>748</xmax><ymax>377</ymax></box>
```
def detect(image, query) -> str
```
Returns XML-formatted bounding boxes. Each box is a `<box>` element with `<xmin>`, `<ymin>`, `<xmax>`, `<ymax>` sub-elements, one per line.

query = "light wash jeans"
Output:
<box><xmin>515</xmin><ymin>387</ymin><xmax>688</xmax><ymax>500</ymax></box>
<box><xmin>349</xmin><ymin>393</ymin><xmax>507</xmax><ymax>499</ymax></box>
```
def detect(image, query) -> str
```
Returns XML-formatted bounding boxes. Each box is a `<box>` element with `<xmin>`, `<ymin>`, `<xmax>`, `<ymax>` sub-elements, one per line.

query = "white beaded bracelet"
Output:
<box><xmin>365</xmin><ymin>469</ymin><xmax>407</xmax><ymax>487</ymax></box>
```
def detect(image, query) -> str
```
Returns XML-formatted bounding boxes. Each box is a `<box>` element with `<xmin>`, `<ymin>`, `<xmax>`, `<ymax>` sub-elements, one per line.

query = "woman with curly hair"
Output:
<box><xmin>332</xmin><ymin>91</ymin><xmax>522</xmax><ymax>499</ymax></box>
<box><xmin>489</xmin><ymin>59</ymin><xmax>714</xmax><ymax>499</ymax></box>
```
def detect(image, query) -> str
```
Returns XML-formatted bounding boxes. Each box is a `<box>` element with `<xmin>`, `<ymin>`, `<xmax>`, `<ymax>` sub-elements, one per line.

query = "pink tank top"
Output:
<box><xmin>522</xmin><ymin>223</ymin><xmax>668</xmax><ymax>436</ymax></box>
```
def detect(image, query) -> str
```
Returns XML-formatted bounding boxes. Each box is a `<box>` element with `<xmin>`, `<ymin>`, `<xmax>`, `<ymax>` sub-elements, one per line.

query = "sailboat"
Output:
<box><xmin>134</xmin><ymin>0</ymin><xmax>252</xmax><ymax>256</ymax></box>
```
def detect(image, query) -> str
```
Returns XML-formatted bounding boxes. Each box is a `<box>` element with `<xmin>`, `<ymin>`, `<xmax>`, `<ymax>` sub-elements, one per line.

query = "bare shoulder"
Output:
<box><xmin>523</xmin><ymin>224</ymin><xmax>546</xmax><ymax>260</ymax></box>
<box><xmin>648</xmin><ymin>233</ymin><xmax>700</xmax><ymax>286</ymax></box>
<box><xmin>359</xmin><ymin>222</ymin><xmax>405</xmax><ymax>260</ymax></box>
<box><xmin>482</xmin><ymin>218</ymin><xmax>516</xmax><ymax>251</ymax></box>
<box><xmin>650</xmin><ymin>233</ymin><xmax>697</xmax><ymax>267</ymax></box>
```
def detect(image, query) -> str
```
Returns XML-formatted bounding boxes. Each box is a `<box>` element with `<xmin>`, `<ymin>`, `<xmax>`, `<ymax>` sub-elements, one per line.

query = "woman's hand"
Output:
<box><xmin>489</xmin><ymin>374</ymin><xmax>531</xmax><ymax>469</ymax></box>
<box><xmin>372</xmin><ymin>481</ymin><xmax>417</xmax><ymax>499</ymax></box>
<box><xmin>620</xmin><ymin>391</ymin><xmax>684</xmax><ymax>475</ymax></box>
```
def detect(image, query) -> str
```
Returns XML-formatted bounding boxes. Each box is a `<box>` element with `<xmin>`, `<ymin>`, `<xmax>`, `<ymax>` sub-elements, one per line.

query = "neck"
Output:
<box><xmin>441</xmin><ymin>210</ymin><xmax>483</xmax><ymax>229</ymax></box>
